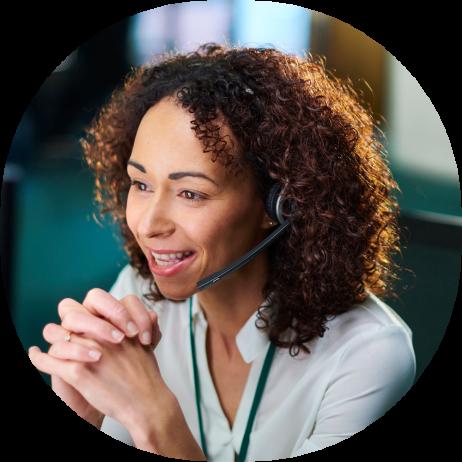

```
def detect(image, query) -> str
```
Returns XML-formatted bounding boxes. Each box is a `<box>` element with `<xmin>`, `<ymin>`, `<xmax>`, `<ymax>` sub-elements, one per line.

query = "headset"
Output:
<box><xmin>196</xmin><ymin>181</ymin><xmax>293</xmax><ymax>291</ymax></box>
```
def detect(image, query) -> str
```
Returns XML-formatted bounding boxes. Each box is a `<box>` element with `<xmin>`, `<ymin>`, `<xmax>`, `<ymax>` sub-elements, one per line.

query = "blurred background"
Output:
<box><xmin>2</xmin><ymin>1</ymin><xmax>459</xmax><ymax>388</ymax></box>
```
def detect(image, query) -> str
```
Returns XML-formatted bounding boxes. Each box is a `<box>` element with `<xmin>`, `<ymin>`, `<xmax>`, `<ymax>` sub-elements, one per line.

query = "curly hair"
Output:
<box><xmin>81</xmin><ymin>42</ymin><xmax>405</xmax><ymax>357</ymax></box>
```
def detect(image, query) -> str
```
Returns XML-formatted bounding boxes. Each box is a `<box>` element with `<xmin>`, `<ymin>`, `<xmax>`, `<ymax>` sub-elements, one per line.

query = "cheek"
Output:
<box><xmin>200</xmin><ymin>210</ymin><xmax>247</xmax><ymax>245</ymax></box>
<box><xmin>183</xmin><ymin>216</ymin><xmax>222</xmax><ymax>254</ymax></box>
<box><xmin>125</xmin><ymin>198</ymin><xmax>139</xmax><ymax>234</ymax></box>
<box><xmin>186</xmin><ymin>221</ymin><xmax>213</xmax><ymax>248</ymax></box>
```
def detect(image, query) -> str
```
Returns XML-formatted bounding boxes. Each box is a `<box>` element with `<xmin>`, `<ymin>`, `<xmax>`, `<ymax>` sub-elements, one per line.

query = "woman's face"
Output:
<box><xmin>126</xmin><ymin>96</ymin><xmax>270</xmax><ymax>299</ymax></box>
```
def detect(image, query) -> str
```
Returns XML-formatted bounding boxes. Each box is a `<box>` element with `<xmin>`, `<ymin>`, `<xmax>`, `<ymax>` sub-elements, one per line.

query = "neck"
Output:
<box><xmin>197</xmin><ymin>251</ymin><xmax>269</xmax><ymax>361</ymax></box>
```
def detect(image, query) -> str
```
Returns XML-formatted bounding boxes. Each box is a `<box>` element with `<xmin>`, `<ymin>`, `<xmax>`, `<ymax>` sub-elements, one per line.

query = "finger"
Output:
<box><xmin>61</xmin><ymin>310</ymin><xmax>127</xmax><ymax>344</ymax></box>
<box><xmin>58</xmin><ymin>292</ymin><xmax>136</xmax><ymax>340</ymax></box>
<box><xmin>147</xmin><ymin>310</ymin><xmax>162</xmax><ymax>348</ymax></box>
<box><xmin>120</xmin><ymin>295</ymin><xmax>157</xmax><ymax>346</ymax></box>
<box><xmin>42</xmin><ymin>322</ymin><xmax>101</xmax><ymax>348</ymax></box>
<box><xmin>48</xmin><ymin>341</ymin><xmax>103</xmax><ymax>362</ymax></box>
<box><xmin>58</xmin><ymin>297</ymin><xmax>101</xmax><ymax>322</ymax></box>
<box><xmin>28</xmin><ymin>346</ymin><xmax>87</xmax><ymax>385</ymax></box>
<box><xmin>81</xmin><ymin>288</ymin><xmax>142</xmax><ymax>338</ymax></box>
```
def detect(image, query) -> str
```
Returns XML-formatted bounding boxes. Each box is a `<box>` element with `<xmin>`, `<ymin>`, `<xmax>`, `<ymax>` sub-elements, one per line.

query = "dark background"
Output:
<box><xmin>0</xmin><ymin>1</ymin><xmax>459</xmax><ymax>458</ymax></box>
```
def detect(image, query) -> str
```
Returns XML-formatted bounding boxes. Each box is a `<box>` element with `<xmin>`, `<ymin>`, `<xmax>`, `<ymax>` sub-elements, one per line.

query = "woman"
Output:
<box><xmin>28</xmin><ymin>43</ymin><xmax>416</xmax><ymax>460</ymax></box>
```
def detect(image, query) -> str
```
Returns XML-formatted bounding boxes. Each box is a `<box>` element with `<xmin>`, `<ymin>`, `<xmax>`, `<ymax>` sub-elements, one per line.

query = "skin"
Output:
<box><xmin>31</xmin><ymin>292</ymin><xmax>163</xmax><ymax>427</ymax></box>
<box><xmin>28</xmin><ymin>95</ymin><xmax>274</xmax><ymax>457</ymax></box>
<box><xmin>126</xmin><ymin>95</ymin><xmax>274</xmax><ymax>360</ymax></box>
<box><xmin>30</xmin><ymin>290</ymin><xmax>206</xmax><ymax>458</ymax></box>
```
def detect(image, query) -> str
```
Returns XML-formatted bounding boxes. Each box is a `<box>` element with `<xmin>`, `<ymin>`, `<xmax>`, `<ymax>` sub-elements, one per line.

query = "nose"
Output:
<box><xmin>136</xmin><ymin>191</ymin><xmax>175</xmax><ymax>238</ymax></box>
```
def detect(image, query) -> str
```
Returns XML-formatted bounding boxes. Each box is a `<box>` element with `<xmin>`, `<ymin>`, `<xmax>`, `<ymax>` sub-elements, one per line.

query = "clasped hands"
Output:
<box><xmin>27</xmin><ymin>288</ymin><xmax>175</xmax><ymax>442</ymax></box>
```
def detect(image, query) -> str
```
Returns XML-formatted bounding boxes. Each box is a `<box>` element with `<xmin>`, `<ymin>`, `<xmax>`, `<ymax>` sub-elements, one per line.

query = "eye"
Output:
<box><xmin>129</xmin><ymin>180</ymin><xmax>205</xmax><ymax>202</ymax></box>
<box><xmin>180</xmin><ymin>190</ymin><xmax>205</xmax><ymax>202</ymax></box>
<box><xmin>129</xmin><ymin>180</ymin><xmax>148</xmax><ymax>192</ymax></box>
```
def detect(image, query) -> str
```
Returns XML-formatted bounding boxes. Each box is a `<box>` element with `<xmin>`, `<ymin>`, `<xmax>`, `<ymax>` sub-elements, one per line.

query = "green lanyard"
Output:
<box><xmin>189</xmin><ymin>296</ymin><xmax>276</xmax><ymax>462</ymax></box>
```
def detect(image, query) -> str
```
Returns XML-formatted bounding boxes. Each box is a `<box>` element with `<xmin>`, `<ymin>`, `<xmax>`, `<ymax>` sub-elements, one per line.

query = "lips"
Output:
<box><xmin>151</xmin><ymin>249</ymin><xmax>194</xmax><ymax>255</ymax></box>
<box><xmin>152</xmin><ymin>250</ymin><xmax>194</xmax><ymax>262</ymax></box>
<box><xmin>147</xmin><ymin>249</ymin><xmax>197</xmax><ymax>277</ymax></box>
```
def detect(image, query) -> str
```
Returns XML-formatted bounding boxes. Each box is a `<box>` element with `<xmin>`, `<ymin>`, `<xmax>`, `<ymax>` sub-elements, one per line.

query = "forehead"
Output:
<box><xmin>132</xmin><ymin>97</ymin><xmax>247</xmax><ymax>182</ymax></box>
<box><xmin>136</xmin><ymin>97</ymin><xmax>203</xmax><ymax>154</ymax></box>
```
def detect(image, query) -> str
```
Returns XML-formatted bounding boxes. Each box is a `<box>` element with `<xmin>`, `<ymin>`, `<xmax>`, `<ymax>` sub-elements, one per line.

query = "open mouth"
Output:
<box><xmin>152</xmin><ymin>251</ymin><xmax>195</xmax><ymax>266</ymax></box>
<box><xmin>148</xmin><ymin>250</ymin><xmax>197</xmax><ymax>276</ymax></box>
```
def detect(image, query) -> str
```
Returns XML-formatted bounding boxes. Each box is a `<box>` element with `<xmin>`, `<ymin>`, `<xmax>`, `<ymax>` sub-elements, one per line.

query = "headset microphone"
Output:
<box><xmin>196</xmin><ymin>182</ymin><xmax>292</xmax><ymax>292</ymax></box>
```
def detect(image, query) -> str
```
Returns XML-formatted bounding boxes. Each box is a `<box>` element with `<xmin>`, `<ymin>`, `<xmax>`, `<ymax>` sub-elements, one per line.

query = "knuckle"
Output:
<box><xmin>58</xmin><ymin>298</ymin><xmax>74</xmax><ymax>318</ymax></box>
<box><xmin>124</xmin><ymin>294</ymin><xmax>150</xmax><ymax>324</ymax></box>
<box><xmin>58</xmin><ymin>297</ymin><xmax>74</xmax><ymax>309</ymax></box>
<box><xmin>124</xmin><ymin>294</ymin><xmax>146</xmax><ymax>312</ymax></box>
<box><xmin>42</xmin><ymin>323</ymin><xmax>55</xmax><ymax>339</ymax></box>
<box><xmin>123</xmin><ymin>294</ymin><xmax>140</xmax><ymax>303</ymax></box>
<box><xmin>61</xmin><ymin>311</ymin><xmax>78</xmax><ymax>328</ymax></box>
<box><xmin>48</xmin><ymin>342</ymin><xmax>61</xmax><ymax>358</ymax></box>
<box><xmin>111</xmin><ymin>301</ymin><xmax>128</xmax><ymax>319</ymax></box>
<box><xmin>86</xmin><ymin>287</ymin><xmax>104</xmax><ymax>300</ymax></box>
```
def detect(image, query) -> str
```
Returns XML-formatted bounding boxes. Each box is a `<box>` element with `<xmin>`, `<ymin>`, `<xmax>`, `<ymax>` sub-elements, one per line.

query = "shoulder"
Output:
<box><xmin>322</xmin><ymin>293</ymin><xmax>417</xmax><ymax>391</ymax></box>
<box><xmin>289</xmin><ymin>298</ymin><xmax>417</xmax><ymax>453</ymax></box>
<box><xmin>320</xmin><ymin>291</ymin><xmax>414</xmax><ymax>350</ymax></box>
<box><xmin>307</xmin><ymin>292</ymin><xmax>416</xmax><ymax>382</ymax></box>
<box><xmin>337</xmin><ymin>324</ymin><xmax>416</xmax><ymax>381</ymax></box>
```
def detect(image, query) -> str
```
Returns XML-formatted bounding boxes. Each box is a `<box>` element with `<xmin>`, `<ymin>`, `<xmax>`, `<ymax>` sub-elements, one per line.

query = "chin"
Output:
<box><xmin>156</xmin><ymin>282</ymin><xmax>194</xmax><ymax>301</ymax></box>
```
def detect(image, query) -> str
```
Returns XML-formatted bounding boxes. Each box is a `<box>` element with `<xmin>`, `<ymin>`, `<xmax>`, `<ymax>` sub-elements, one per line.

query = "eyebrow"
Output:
<box><xmin>127</xmin><ymin>160</ymin><xmax>219</xmax><ymax>187</ymax></box>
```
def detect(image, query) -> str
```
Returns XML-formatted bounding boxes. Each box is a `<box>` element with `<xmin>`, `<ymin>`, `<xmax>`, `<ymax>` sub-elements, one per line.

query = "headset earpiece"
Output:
<box><xmin>265</xmin><ymin>183</ymin><xmax>290</xmax><ymax>224</ymax></box>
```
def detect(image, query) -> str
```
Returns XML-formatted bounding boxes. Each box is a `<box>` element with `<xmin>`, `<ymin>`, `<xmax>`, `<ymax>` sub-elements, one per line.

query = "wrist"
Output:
<box><xmin>128</xmin><ymin>392</ymin><xmax>205</xmax><ymax>459</ymax></box>
<box><xmin>127</xmin><ymin>387</ymin><xmax>179</xmax><ymax>447</ymax></box>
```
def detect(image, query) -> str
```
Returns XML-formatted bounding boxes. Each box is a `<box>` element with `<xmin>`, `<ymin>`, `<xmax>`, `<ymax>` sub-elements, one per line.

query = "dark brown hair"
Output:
<box><xmin>81</xmin><ymin>42</ymin><xmax>405</xmax><ymax>357</ymax></box>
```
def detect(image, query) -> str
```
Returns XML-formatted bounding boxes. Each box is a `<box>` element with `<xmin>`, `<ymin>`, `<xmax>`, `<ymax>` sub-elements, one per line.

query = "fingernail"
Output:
<box><xmin>28</xmin><ymin>346</ymin><xmax>39</xmax><ymax>354</ymax></box>
<box><xmin>88</xmin><ymin>350</ymin><xmax>102</xmax><ymax>360</ymax></box>
<box><xmin>141</xmin><ymin>331</ymin><xmax>151</xmax><ymax>345</ymax></box>
<box><xmin>112</xmin><ymin>329</ymin><xmax>125</xmax><ymax>342</ymax></box>
<box><xmin>127</xmin><ymin>321</ymin><xmax>139</xmax><ymax>336</ymax></box>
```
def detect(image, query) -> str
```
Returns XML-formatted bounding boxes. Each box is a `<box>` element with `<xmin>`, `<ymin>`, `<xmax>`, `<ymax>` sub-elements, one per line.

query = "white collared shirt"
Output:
<box><xmin>101</xmin><ymin>264</ymin><xmax>416</xmax><ymax>459</ymax></box>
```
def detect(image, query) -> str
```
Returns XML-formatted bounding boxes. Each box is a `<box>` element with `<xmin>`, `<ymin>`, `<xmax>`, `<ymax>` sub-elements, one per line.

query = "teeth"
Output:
<box><xmin>151</xmin><ymin>251</ymin><xmax>193</xmax><ymax>263</ymax></box>
<box><xmin>156</xmin><ymin>259</ymin><xmax>180</xmax><ymax>267</ymax></box>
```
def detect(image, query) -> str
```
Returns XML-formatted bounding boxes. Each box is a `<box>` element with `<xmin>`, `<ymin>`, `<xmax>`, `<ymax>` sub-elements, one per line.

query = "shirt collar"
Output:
<box><xmin>190</xmin><ymin>292</ymin><xmax>274</xmax><ymax>364</ymax></box>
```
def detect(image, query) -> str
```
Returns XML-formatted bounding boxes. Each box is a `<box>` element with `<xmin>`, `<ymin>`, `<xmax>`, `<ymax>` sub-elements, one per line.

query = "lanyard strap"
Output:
<box><xmin>189</xmin><ymin>296</ymin><xmax>276</xmax><ymax>462</ymax></box>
